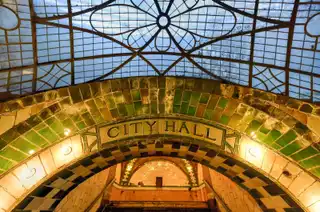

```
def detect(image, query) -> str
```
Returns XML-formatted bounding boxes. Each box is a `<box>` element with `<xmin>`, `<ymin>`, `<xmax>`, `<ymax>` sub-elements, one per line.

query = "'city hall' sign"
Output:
<box><xmin>99</xmin><ymin>118</ymin><xmax>225</xmax><ymax>146</ymax></box>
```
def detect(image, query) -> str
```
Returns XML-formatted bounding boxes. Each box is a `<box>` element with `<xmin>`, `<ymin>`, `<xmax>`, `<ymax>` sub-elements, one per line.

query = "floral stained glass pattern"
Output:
<box><xmin>0</xmin><ymin>0</ymin><xmax>319</xmax><ymax>102</ymax></box>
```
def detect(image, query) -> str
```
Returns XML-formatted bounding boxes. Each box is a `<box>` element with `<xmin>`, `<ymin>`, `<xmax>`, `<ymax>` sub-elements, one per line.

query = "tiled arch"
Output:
<box><xmin>12</xmin><ymin>137</ymin><xmax>304</xmax><ymax>212</ymax></box>
<box><xmin>0</xmin><ymin>77</ymin><xmax>319</xmax><ymax>211</ymax></box>
<box><xmin>0</xmin><ymin>77</ymin><xmax>319</xmax><ymax>178</ymax></box>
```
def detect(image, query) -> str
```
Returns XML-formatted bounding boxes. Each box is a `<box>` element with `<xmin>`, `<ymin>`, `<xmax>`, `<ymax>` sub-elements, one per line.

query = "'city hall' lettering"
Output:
<box><xmin>100</xmin><ymin>119</ymin><xmax>224</xmax><ymax>146</ymax></box>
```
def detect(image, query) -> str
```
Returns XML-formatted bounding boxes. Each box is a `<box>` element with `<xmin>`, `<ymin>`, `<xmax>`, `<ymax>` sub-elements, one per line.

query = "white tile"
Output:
<box><xmin>261</xmin><ymin>149</ymin><xmax>276</xmax><ymax>174</ymax></box>
<box><xmin>39</xmin><ymin>148</ymin><xmax>57</xmax><ymax>175</ymax></box>
<box><xmin>289</xmin><ymin>172</ymin><xmax>315</xmax><ymax>196</ymax></box>
<box><xmin>13</xmin><ymin>156</ymin><xmax>46</xmax><ymax>189</ymax></box>
<box><xmin>0</xmin><ymin>187</ymin><xmax>16</xmax><ymax>211</ymax></box>
<box><xmin>278</xmin><ymin>162</ymin><xmax>302</xmax><ymax>188</ymax></box>
<box><xmin>269</xmin><ymin>154</ymin><xmax>288</xmax><ymax>180</ymax></box>
<box><xmin>0</xmin><ymin>173</ymin><xmax>25</xmax><ymax>199</ymax></box>
<box><xmin>308</xmin><ymin>200</ymin><xmax>320</xmax><ymax>212</ymax></box>
<box><xmin>298</xmin><ymin>181</ymin><xmax>320</xmax><ymax>207</ymax></box>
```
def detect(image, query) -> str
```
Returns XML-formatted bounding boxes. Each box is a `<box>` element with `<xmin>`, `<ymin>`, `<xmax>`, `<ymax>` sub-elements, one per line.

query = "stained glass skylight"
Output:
<box><xmin>0</xmin><ymin>0</ymin><xmax>319</xmax><ymax>102</ymax></box>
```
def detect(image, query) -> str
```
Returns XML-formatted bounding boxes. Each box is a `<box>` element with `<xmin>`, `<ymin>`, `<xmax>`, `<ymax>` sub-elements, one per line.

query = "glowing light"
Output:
<box><xmin>250</xmin><ymin>131</ymin><xmax>257</xmax><ymax>139</ymax></box>
<box><xmin>61</xmin><ymin>145</ymin><xmax>72</xmax><ymax>155</ymax></box>
<box><xmin>64</xmin><ymin>128</ymin><xmax>71</xmax><ymax>136</ymax></box>
<box><xmin>28</xmin><ymin>150</ymin><xmax>35</xmax><ymax>155</ymax></box>
<box><xmin>127</xmin><ymin>165</ymin><xmax>133</xmax><ymax>171</ymax></box>
<box><xmin>309</xmin><ymin>200</ymin><xmax>320</xmax><ymax>212</ymax></box>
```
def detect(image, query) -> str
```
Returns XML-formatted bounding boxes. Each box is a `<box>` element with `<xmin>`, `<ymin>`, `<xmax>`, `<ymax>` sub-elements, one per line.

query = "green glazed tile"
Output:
<box><xmin>69</xmin><ymin>87</ymin><xmax>82</xmax><ymax>104</ymax></box>
<box><xmin>0</xmin><ymin>157</ymin><xmax>14</xmax><ymax>170</ymax></box>
<box><xmin>125</xmin><ymin>104</ymin><xmax>135</xmax><ymax>116</ymax></box>
<box><xmin>187</xmin><ymin>106</ymin><xmax>196</xmax><ymax>116</ymax></box>
<box><xmin>55</xmin><ymin>112</ymin><xmax>68</xmax><ymax>121</ymax></box>
<box><xmin>123</xmin><ymin>90</ymin><xmax>133</xmax><ymax>103</ymax></box>
<box><xmin>105</xmin><ymin>94</ymin><xmax>116</xmax><ymax>109</ymax></box>
<box><xmin>207</xmin><ymin>95</ymin><xmax>219</xmax><ymax>109</ymax></box>
<box><xmin>220</xmin><ymin>115</ymin><xmax>230</xmax><ymax>125</ymax></box>
<box><xmin>38</xmin><ymin>127</ymin><xmax>59</xmax><ymax>143</ymax></box>
<box><xmin>271</xmin><ymin>143</ymin><xmax>282</xmax><ymax>150</ymax></box>
<box><xmin>0</xmin><ymin>139</ymin><xmax>6</xmax><ymax>149</ymax></box>
<box><xmin>248</xmin><ymin>120</ymin><xmax>262</xmax><ymax>131</ymax></box>
<box><xmin>95</xmin><ymin>97</ymin><xmax>106</xmax><ymax>108</ymax></box>
<box><xmin>110</xmin><ymin>109</ymin><xmax>119</xmax><ymax>119</ymax></box>
<box><xmin>79</xmin><ymin>84</ymin><xmax>91</xmax><ymax>100</ymax></box>
<box><xmin>24</xmin><ymin>130</ymin><xmax>49</xmax><ymax>147</ymax></box>
<box><xmin>290</xmin><ymin>146</ymin><xmax>318</xmax><ymax>161</ymax></box>
<box><xmin>131</xmin><ymin>90</ymin><xmax>141</xmax><ymax>101</ymax></box>
<box><xmin>256</xmin><ymin>132</ymin><xmax>267</xmax><ymax>141</ymax></box>
<box><xmin>11</xmin><ymin>137</ymin><xmax>40</xmax><ymax>154</ymax></box>
<box><xmin>1</xmin><ymin>129</ymin><xmax>20</xmax><ymax>143</ymax></box>
<box><xmin>134</xmin><ymin>101</ymin><xmax>142</xmax><ymax>112</ymax></box>
<box><xmin>158</xmin><ymin>89</ymin><xmax>165</xmax><ymax>103</ymax></box>
<box><xmin>92</xmin><ymin>115</ymin><xmax>104</xmax><ymax>124</ymax></box>
<box><xmin>71</xmin><ymin>114</ymin><xmax>82</xmax><ymax>123</ymax></box>
<box><xmin>82</xmin><ymin>112</ymin><xmax>95</xmax><ymax>126</ymax></box>
<box><xmin>111</xmin><ymin>80</ymin><xmax>121</xmax><ymax>91</ymax></box>
<box><xmin>276</xmin><ymin>130</ymin><xmax>297</xmax><ymax>147</ymax></box>
<box><xmin>151</xmin><ymin>102</ymin><xmax>157</xmax><ymax>114</ymax></box>
<box><xmin>199</xmin><ymin>93</ymin><xmax>210</xmax><ymax>104</ymax></box>
<box><xmin>117</xmin><ymin>104</ymin><xmax>127</xmax><ymax>116</ymax></box>
<box><xmin>182</xmin><ymin>91</ymin><xmax>191</xmax><ymax>102</ymax></box>
<box><xmin>190</xmin><ymin>92</ymin><xmax>200</xmax><ymax>106</ymax></box>
<box><xmin>76</xmin><ymin>122</ymin><xmax>87</xmax><ymax>130</ymax></box>
<box><xmin>62</xmin><ymin>119</ymin><xmax>77</xmax><ymax>131</ymax></box>
<box><xmin>174</xmin><ymin>89</ymin><xmax>182</xmax><ymax>105</ymax></box>
<box><xmin>90</xmin><ymin>83</ymin><xmax>101</xmax><ymax>97</ymax></box>
<box><xmin>44</xmin><ymin>117</ymin><xmax>54</xmax><ymax>125</ymax></box>
<box><xmin>310</xmin><ymin>167</ymin><xmax>320</xmax><ymax>178</ymax></box>
<box><xmin>33</xmin><ymin>122</ymin><xmax>46</xmax><ymax>131</ymax></box>
<box><xmin>0</xmin><ymin>146</ymin><xmax>27</xmax><ymax>162</ymax></box>
<box><xmin>269</xmin><ymin>129</ymin><xmax>282</xmax><ymax>140</ymax></box>
<box><xmin>228</xmin><ymin>114</ymin><xmax>242</xmax><ymax>128</ymax></box>
<box><xmin>85</xmin><ymin>99</ymin><xmax>98</xmax><ymax>111</ymax></box>
<box><xmin>204</xmin><ymin>109</ymin><xmax>213</xmax><ymax>120</ymax></box>
<box><xmin>218</xmin><ymin>97</ymin><xmax>228</xmax><ymax>109</ymax></box>
<box><xmin>27</xmin><ymin>115</ymin><xmax>42</xmax><ymax>126</ymax></box>
<box><xmin>280</xmin><ymin>141</ymin><xmax>303</xmax><ymax>156</ymax></box>
<box><xmin>300</xmin><ymin>155</ymin><xmax>320</xmax><ymax>169</ymax></box>
<box><xmin>173</xmin><ymin>105</ymin><xmax>180</xmax><ymax>113</ymax></box>
<box><xmin>180</xmin><ymin>102</ymin><xmax>189</xmax><ymax>114</ymax></box>
<box><xmin>142</xmin><ymin>105</ymin><xmax>150</xmax><ymax>115</ymax></box>
<box><xmin>46</xmin><ymin>118</ymin><xmax>65</xmax><ymax>134</ymax></box>
<box><xmin>113</xmin><ymin>91</ymin><xmax>124</xmax><ymax>104</ymax></box>
<box><xmin>259</xmin><ymin>126</ymin><xmax>270</xmax><ymax>134</ymax></box>
<box><xmin>16</xmin><ymin>122</ymin><xmax>31</xmax><ymax>135</ymax></box>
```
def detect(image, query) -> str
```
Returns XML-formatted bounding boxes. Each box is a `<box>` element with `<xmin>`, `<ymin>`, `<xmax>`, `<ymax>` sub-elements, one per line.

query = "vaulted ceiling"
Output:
<box><xmin>0</xmin><ymin>0</ymin><xmax>319</xmax><ymax>102</ymax></box>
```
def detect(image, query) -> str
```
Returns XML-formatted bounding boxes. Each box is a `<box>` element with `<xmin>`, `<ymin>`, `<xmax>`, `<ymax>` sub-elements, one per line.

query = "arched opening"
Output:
<box><xmin>54</xmin><ymin>157</ymin><xmax>264</xmax><ymax>212</ymax></box>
